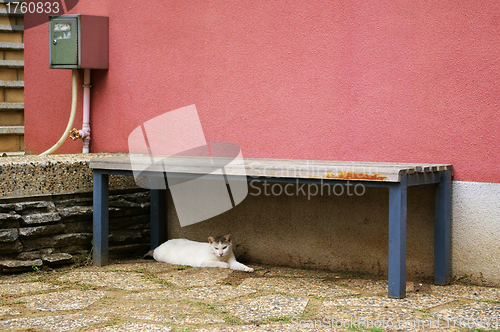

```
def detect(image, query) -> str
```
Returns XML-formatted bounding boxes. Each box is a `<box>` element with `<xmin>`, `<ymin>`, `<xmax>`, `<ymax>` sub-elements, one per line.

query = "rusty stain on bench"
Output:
<box><xmin>324</xmin><ymin>172</ymin><xmax>388</xmax><ymax>181</ymax></box>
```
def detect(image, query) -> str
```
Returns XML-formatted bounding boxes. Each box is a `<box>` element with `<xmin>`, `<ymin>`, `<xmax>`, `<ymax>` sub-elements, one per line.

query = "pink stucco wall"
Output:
<box><xmin>25</xmin><ymin>1</ymin><xmax>500</xmax><ymax>183</ymax></box>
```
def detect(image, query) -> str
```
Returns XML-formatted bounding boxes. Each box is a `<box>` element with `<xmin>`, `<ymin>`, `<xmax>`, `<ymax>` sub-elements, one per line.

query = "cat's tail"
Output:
<box><xmin>143</xmin><ymin>249</ymin><xmax>155</xmax><ymax>260</ymax></box>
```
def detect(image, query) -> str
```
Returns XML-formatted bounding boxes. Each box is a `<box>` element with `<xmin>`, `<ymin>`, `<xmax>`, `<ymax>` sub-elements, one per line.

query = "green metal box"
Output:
<box><xmin>49</xmin><ymin>15</ymin><xmax>109</xmax><ymax>69</ymax></box>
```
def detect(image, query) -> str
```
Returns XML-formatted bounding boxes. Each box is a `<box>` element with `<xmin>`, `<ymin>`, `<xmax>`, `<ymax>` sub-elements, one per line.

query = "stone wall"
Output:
<box><xmin>0</xmin><ymin>190</ymin><xmax>151</xmax><ymax>273</ymax></box>
<box><xmin>0</xmin><ymin>154</ymin><xmax>151</xmax><ymax>273</ymax></box>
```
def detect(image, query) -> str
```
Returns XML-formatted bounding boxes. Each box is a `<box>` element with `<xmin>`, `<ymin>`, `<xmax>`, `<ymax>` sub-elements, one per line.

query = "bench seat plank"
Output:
<box><xmin>90</xmin><ymin>156</ymin><xmax>453</xmax><ymax>183</ymax></box>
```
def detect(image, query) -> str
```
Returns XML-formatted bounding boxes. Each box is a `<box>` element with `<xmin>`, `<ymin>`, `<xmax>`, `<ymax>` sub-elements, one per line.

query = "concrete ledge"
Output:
<box><xmin>0</xmin><ymin>80</ymin><xmax>24</xmax><ymax>88</ymax></box>
<box><xmin>0</xmin><ymin>8</ymin><xmax>23</xmax><ymax>16</ymax></box>
<box><xmin>0</xmin><ymin>126</ymin><xmax>23</xmax><ymax>134</ymax></box>
<box><xmin>0</xmin><ymin>59</ymin><xmax>23</xmax><ymax>67</ymax></box>
<box><xmin>0</xmin><ymin>24</ymin><xmax>23</xmax><ymax>32</ymax></box>
<box><xmin>0</xmin><ymin>153</ymin><xmax>139</xmax><ymax>199</ymax></box>
<box><xmin>0</xmin><ymin>102</ymin><xmax>23</xmax><ymax>110</ymax></box>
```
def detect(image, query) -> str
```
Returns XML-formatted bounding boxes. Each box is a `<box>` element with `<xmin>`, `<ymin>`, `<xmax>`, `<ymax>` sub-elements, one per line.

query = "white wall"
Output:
<box><xmin>452</xmin><ymin>181</ymin><xmax>500</xmax><ymax>285</ymax></box>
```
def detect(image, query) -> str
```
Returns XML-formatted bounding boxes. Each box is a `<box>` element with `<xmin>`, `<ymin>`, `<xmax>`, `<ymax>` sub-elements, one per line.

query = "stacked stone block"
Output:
<box><xmin>0</xmin><ymin>191</ymin><xmax>151</xmax><ymax>272</ymax></box>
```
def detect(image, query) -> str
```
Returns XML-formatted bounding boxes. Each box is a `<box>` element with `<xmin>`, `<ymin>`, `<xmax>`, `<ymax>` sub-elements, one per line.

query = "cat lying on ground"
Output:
<box><xmin>152</xmin><ymin>234</ymin><xmax>254</xmax><ymax>272</ymax></box>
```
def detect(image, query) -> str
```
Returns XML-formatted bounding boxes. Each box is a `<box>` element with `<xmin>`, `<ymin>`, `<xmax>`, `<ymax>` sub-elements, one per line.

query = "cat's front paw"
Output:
<box><xmin>243</xmin><ymin>266</ymin><xmax>254</xmax><ymax>273</ymax></box>
<box><xmin>229</xmin><ymin>262</ymin><xmax>254</xmax><ymax>272</ymax></box>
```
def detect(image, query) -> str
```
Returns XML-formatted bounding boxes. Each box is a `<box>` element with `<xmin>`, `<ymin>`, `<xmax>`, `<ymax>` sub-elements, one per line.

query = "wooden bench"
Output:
<box><xmin>89</xmin><ymin>156</ymin><xmax>453</xmax><ymax>299</ymax></box>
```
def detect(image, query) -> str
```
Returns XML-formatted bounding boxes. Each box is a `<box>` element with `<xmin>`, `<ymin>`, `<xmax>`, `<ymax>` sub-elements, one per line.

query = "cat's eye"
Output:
<box><xmin>223</xmin><ymin>246</ymin><xmax>227</xmax><ymax>249</ymax></box>
<box><xmin>214</xmin><ymin>247</ymin><xmax>219</xmax><ymax>250</ymax></box>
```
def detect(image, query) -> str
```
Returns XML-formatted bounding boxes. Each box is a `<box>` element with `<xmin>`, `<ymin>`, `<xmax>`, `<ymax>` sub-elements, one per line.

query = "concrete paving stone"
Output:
<box><xmin>2</xmin><ymin>258</ymin><xmax>500</xmax><ymax>331</ymax></box>
<box><xmin>103</xmin><ymin>261</ymin><xmax>178</xmax><ymax>274</ymax></box>
<box><xmin>432</xmin><ymin>302</ymin><xmax>500</xmax><ymax>330</ymax></box>
<box><xmin>224</xmin><ymin>294</ymin><xmax>309</xmax><ymax>323</ymax></box>
<box><xmin>328</xmin><ymin>293</ymin><xmax>456</xmax><ymax>310</ymax></box>
<box><xmin>20</xmin><ymin>289</ymin><xmax>106</xmax><ymax>311</ymax></box>
<box><xmin>0</xmin><ymin>313</ymin><xmax>110</xmax><ymax>331</ymax></box>
<box><xmin>157</xmin><ymin>267</ymin><xmax>232</xmax><ymax>288</ymax></box>
<box><xmin>0</xmin><ymin>281</ymin><xmax>59</xmax><ymax>296</ymax></box>
<box><xmin>317</xmin><ymin>303</ymin><xmax>456</xmax><ymax>331</ymax></box>
<box><xmin>239</xmin><ymin>277</ymin><xmax>359</xmax><ymax>298</ymax></box>
<box><xmin>99</xmin><ymin>301</ymin><xmax>225</xmax><ymax>325</ymax></box>
<box><xmin>126</xmin><ymin>285</ymin><xmax>257</xmax><ymax>303</ymax></box>
<box><xmin>90</xmin><ymin>322</ymin><xmax>173</xmax><ymax>331</ymax></box>
<box><xmin>57</xmin><ymin>270</ymin><xmax>164</xmax><ymax>290</ymax></box>
<box><xmin>432</xmin><ymin>284</ymin><xmax>500</xmax><ymax>301</ymax></box>
<box><xmin>194</xmin><ymin>324</ymin><xmax>347</xmax><ymax>331</ymax></box>
<box><xmin>336</xmin><ymin>278</ymin><xmax>415</xmax><ymax>294</ymax></box>
<box><xmin>0</xmin><ymin>306</ymin><xmax>20</xmax><ymax>316</ymax></box>
<box><xmin>258</xmin><ymin>265</ymin><xmax>340</xmax><ymax>279</ymax></box>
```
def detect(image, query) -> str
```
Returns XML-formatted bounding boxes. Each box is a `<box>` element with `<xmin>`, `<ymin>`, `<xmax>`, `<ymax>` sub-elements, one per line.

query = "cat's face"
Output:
<box><xmin>208</xmin><ymin>235</ymin><xmax>232</xmax><ymax>259</ymax></box>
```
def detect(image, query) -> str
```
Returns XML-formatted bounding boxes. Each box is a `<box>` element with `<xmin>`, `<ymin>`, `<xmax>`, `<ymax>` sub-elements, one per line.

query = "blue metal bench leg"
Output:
<box><xmin>150</xmin><ymin>187</ymin><xmax>167</xmax><ymax>250</ymax></box>
<box><xmin>434</xmin><ymin>170</ymin><xmax>452</xmax><ymax>285</ymax></box>
<box><xmin>388</xmin><ymin>175</ymin><xmax>408</xmax><ymax>298</ymax></box>
<box><xmin>93</xmin><ymin>171</ymin><xmax>109</xmax><ymax>266</ymax></box>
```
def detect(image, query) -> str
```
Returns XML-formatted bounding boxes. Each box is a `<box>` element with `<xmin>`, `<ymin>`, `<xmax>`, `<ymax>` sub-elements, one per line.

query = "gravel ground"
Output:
<box><xmin>0</xmin><ymin>259</ymin><xmax>499</xmax><ymax>332</ymax></box>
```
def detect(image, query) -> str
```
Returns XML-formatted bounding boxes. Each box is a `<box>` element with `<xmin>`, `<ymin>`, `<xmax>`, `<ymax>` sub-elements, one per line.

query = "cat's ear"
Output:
<box><xmin>208</xmin><ymin>237</ymin><xmax>215</xmax><ymax>244</ymax></box>
<box><xmin>225</xmin><ymin>234</ymin><xmax>232</xmax><ymax>243</ymax></box>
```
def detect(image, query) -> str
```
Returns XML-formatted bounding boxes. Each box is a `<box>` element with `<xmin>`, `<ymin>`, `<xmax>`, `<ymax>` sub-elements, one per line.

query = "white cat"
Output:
<box><xmin>153</xmin><ymin>234</ymin><xmax>254</xmax><ymax>272</ymax></box>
